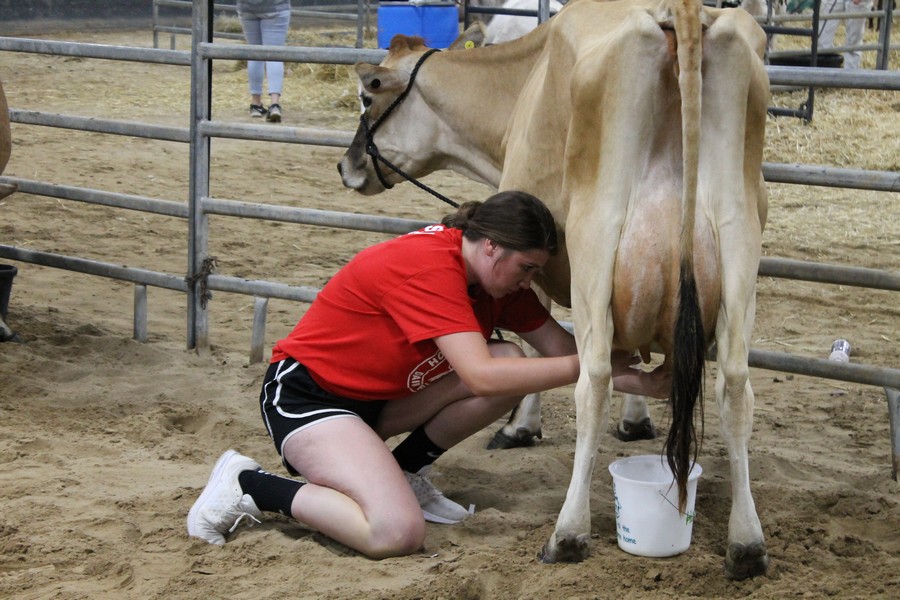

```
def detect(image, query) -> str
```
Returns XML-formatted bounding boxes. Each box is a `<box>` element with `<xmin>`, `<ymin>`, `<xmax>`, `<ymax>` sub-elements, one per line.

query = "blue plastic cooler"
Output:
<box><xmin>377</xmin><ymin>2</ymin><xmax>460</xmax><ymax>49</ymax></box>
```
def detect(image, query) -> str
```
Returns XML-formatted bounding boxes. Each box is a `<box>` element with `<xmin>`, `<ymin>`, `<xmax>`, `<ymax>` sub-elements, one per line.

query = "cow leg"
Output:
<box><xmin>540</xmin><ymin>304</ymin><xmax>613</xmax><ymax>563</ymax></box>
<box><xmin>539</xmin><ymin>231</ymin><xmax>618</xmax><ymax>563</ymax></box>
<box><xmin>703</xmin><ymin>11</ymin><xmax>770</xmax><ymax>579</ymax></box>
<box><xmin>715</xmin><ymin>303</ymin><xmax>767</xmax><ymax>579</ymax></box>
<box><xmin>538</xmin><ymin>14</ymin><xmax>670</xmax><ymax>562</ymax></box>
<box><xmin>713</xmin><ymin>264</ymin><xmax>768</xmax><ymax>579</ymax></box>
<box><xmin>1</xmin><ymin>81</ymin><xmax>17</xmax><ymax>343</ymax></box>
<box><xmin>488</xmin><ymin>289</ymin><xmax>556</xmax><ymax>449</ymax></box>
<box><xmin>496</xmin><ymin>390</ymin><xmax>654</xmax><ymax>448</ymax></box>
<box><xmin>615</xmin><ymin>393</ymin><xmax>657</xmax><ymax>441</ymax></box>
<box><xmin>613</xmin><ymin>349</ymin><xmax>656</xmax><ymax>441</ymax></box>
<box><xmin>493</xmin><ymin>388</ymin><xmax>658</xmax><ymax>449</ymax></box>
<box><xmin>0</xmin><ymin>316</ymin><xmax>16</xmax><ymax>342</ymax></box>
<box><xmin>487</xmin><ymin>390</ymin><xmax>542</xmax><ymax>449</ymax></box>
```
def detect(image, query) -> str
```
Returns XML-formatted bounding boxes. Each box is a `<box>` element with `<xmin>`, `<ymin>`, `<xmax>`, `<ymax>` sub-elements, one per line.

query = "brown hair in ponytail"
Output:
<box><xmin>441</xmin><ymin>190</ymin><xmax>558</xmax><ymax>255</ymax></box>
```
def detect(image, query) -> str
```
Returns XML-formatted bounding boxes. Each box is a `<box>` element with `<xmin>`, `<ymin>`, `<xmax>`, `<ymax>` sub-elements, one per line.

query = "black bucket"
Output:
<box><xmin>0</xmin><ymin>264</ymin><xmax>17</xmax><ymax>321</ymax></box>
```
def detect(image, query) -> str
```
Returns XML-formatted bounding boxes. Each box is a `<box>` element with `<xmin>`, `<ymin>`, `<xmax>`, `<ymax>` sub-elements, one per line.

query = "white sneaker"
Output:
<box><xmin>187</xmin><ymin>450</ymin><xmax>263</xmax><ymax>545</ymax></box>
<box><xmin>404</xmin><ymin>466</ymin><xmax>471</xmax><ymax>525</ymax></box>
<box><xmin>265</xmin><ymin>103</ymin><xmax>282</xmax><ymax>123</ymax></box>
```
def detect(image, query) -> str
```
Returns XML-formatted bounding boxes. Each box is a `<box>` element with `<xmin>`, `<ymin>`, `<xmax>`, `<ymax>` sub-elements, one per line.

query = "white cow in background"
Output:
<box><xmin>738</xmin><ymin>0</ymin><xmax>784</xmax><ymax>18</ymax></box>
<box><xmin>485</xmin><ymin>0</ymin><xmax>565</xmax><ymax>44</ymax></box>
<box><xmin>737</xmin><ymin>0</ymin><xmax>785</xmax><ymax>51</ymax></box>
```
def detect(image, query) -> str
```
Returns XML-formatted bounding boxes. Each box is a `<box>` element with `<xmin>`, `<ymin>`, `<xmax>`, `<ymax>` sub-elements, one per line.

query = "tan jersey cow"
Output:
<box><xmin>1</xmin><ymin>79</ymin><xmax>19</xmax><ymax>342</ymax></box>
<box><xmin>339</xmin><ymin>0</ymin><xmax>770</xmax><ymax>579</ymax></box>
<box><xmin>0</xmin><ymin>81</ymin><xmax>14</xmax><ymax>204</ymax></box>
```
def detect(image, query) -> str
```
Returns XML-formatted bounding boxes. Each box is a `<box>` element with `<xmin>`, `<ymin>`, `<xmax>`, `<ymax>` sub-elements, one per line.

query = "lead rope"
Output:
<box><xmin>362</xmin><ymin>48</ymin><xmax>460</xmax><ymax>209</ymax></box>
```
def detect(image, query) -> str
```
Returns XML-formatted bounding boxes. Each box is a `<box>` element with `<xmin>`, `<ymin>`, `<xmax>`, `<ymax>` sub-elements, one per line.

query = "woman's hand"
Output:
<box><xmin>610</xmin><ymin>350</ymin><xmax>671</xmax><ymax>399</ymax></box>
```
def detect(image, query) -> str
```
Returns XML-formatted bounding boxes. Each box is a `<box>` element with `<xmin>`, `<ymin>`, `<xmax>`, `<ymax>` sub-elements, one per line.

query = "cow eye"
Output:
<box><xmin>370</xmin><ymin>78</ymin><xmax>381</xmax><ymax>89</ymax></box>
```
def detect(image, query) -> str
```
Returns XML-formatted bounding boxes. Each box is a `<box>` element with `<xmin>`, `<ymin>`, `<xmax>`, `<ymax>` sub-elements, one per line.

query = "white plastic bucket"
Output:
<box><xmin>608</xmin><ymin>455</ymin><xmax>702</xmax><ymax>557</ymax></box>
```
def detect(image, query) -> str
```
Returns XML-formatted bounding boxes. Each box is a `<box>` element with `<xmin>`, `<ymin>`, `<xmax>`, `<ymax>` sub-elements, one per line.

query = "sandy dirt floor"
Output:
<box><xmin>0</xmin><ymin>18</ymin><xmax>898</xmax><ymax>600</ymax></box>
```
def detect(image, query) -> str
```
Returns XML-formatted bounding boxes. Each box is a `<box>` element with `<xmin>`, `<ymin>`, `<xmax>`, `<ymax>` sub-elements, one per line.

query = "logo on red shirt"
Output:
<box><xmin>408</xmin><ymin>350</ymin><xmax>452</xmax><ymax>391</ymax></box>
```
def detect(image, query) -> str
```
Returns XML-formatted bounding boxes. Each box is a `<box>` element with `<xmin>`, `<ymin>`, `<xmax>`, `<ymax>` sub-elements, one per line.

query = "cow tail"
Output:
<box><xmin>666</xmin><ymin>0</ymin><xmax>705</xmax><ymax>513</ymax></box>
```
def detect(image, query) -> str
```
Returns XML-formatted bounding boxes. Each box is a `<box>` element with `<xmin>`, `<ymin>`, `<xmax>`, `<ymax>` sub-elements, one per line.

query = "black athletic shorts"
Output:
<box><xmin>259</xmin><ymin>357</ymin><xmax>387</xmax><ymax>476</ymax></box>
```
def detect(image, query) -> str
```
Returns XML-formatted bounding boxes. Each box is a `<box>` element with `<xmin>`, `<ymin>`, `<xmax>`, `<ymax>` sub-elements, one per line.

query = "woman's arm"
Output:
<box><xmin>434</xmin><ymin>331</ymin><xmax>579</xmax><ymax>398</ymax></box>
<box><xmin>520</xmin><ymin>320</ymin><xmax>672</xmax><ymax>400</ymax></box>
<box><xmin>517</xmin><ymin>319</ymin><xmax>577</xmax><ymax>358</ymax></box>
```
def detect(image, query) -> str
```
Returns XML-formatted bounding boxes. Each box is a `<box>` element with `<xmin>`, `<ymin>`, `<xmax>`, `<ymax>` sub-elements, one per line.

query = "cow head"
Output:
<box><xmin>337</xmin><ymin>25</ymin><xmax>486</xmax><ymax>195</ymax></box>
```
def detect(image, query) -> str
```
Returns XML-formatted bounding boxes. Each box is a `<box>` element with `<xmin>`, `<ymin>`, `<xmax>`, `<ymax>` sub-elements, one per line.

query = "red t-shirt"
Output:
<box><xmin>271</xmin><ymin>226</ymin><xmax>550</xmax><ymax>400</ymax></box>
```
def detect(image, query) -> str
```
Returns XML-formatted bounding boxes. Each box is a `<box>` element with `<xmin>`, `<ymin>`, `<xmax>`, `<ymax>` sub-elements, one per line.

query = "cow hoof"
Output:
<box><xmin>538</xmin><ymin>533</ymin><xmax>590</xmax><ymax>563</ymax></box>
<box><xmin>0</xmin><ymin>323</ymin><xmax>19</xmax><ymax>343</ymax></box>
<box><xmin>725</xmin><ymin>542</ymin><xmax>769</xmax><ymax>580</ymax></box>
<box><xmin>615</xmin><ymin>417</ymin><xmax>657</xmax><ymax>441</ymax></box>
<box><xmin>486</xmin><ymin>426</ymin><xmax>541</xmax><ymax>450</ymax></box>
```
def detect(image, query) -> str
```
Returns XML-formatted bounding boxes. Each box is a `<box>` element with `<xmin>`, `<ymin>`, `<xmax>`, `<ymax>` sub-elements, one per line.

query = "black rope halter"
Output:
<box><xmin>361</xmin><ymin>48</ymin><xmax>460</xmax><ymax>209</ymax></box>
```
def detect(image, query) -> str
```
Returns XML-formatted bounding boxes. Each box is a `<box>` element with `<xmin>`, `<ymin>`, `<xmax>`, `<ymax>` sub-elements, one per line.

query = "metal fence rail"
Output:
<box><xmin>7</xmin><ymin>105</ymin><xmax>900</xmax><ymax>193</ymax></box>
<box><xmin>3</xmin><ymin>174</ymin><xmax>897</xmax><ymax>291</ymax></box>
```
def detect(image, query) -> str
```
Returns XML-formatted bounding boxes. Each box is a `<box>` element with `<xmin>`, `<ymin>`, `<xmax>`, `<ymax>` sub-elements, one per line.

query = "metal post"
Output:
<box><xmin>356</xmin><ymin>0</ymin><xmax>365</xmax><ymax>49</ymax></box>
<box><xmin>134</xmin><ymin>284</ymin><xmax>148</xmax><ymax>342</ymax></box>
<box><xmin>806</xmin><ymin>0</ymin><xmax>821</xmax><ymax>122</ymax></box>
<box><xmin>250</xmin><ymin>296</ymin><xmax>269</xmax><ymax>364</ymax></box>
<box><xmin>188</xmin><ymin>0</ymin><xmax>213</xmax><ymax>353</ymax></box>
<box><xmin>886</xmin><ymin>387</ymin><xmax>900</xmax><ymax>481</ymax></box>
<box><xmin>153</xmin><ymin>0</ymin><xmax>160</xmax><ymax>49</ymax></box>
<box><xmin>876</xmin><ymin>0</ymin><xmax>894</xmax><ymax>70</ymax></box>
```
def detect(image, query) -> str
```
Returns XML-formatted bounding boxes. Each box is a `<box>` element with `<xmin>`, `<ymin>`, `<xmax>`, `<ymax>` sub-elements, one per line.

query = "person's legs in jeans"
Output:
<box><xmin>240</xmin><ymin>15</ymin><xmax>266</xmax><ymax>108</ymax></box>
<box><xmin>259</xmin><ymin>11</ymin><xmax>290</xmax><ymax>105</ymax></box>
<box><xmin>818</xmin><ymin>0</ymin><xmax>842</xmax><ymax>54</ymax></box>
<box><xmin>843</xmin><ymin>0</ymin><xmax>871</xmax><ymax>69</ymax></box>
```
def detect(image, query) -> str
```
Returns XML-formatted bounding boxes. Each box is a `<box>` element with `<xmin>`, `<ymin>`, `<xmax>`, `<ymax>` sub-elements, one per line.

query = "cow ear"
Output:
<box><xmin>448</xmin><ymin>22</ymin><xmax>487</xmax><ymax>51</ymax></box>
<box><xmin>355</xmin><ymin>63</ymin><xmax>410</xmax><ymax>94</ymax></box>
<box><xmin>389</xmin><ymin>34</ymin><xmax>428</xmax><ymax>52</ymax></box>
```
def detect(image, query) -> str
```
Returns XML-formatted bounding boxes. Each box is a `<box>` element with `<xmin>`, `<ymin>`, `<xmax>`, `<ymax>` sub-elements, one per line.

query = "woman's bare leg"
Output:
<box><xmin>281</xmin><ymin>341</ymin><xmax>528</xmax><ymax>556</ymax></box>
<box><xmin>283</xmin><ymin>417</ymin><xmax>424</xmax><ymax>558</ymax></box>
